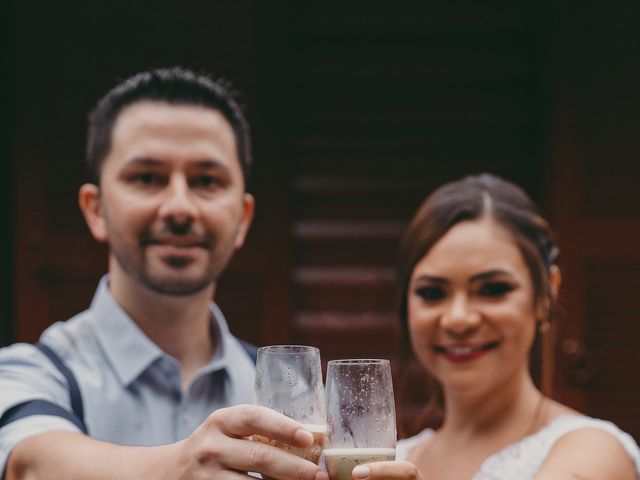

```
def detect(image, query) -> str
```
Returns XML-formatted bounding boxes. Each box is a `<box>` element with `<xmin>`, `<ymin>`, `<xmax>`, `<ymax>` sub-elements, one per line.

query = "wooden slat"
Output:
<box><xmin>294</xmin><ymin>238</ymin><xmax>398</xmax><ymax>269</ymax></box>
<box><xmin>293</xmin><ymin>266</ymin><xmax>394</xmax><ymax>284</ymax></box>
<box><xmin>295</xmin><ymin>311</ymin><xmax>397</xmax><ymax>333</ymax></box>
<box><xmin>293</xmin><ymin>221</ymin><xmax>404</xmax><ymax>239</ymax></box>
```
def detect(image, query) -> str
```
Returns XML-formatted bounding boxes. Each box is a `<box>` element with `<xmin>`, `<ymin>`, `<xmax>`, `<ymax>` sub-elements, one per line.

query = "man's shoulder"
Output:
<box><xmin>0</xmin><ymin>307</ymin><xmax>95</xmax><ymax>360</ymax></box>
<box><xmin>26</xmin><ymin>308</ymin><xmax>106</xmax><ymax>371</ymax></box>
<box><xmin>236</xmin><ymin>339</ymin><xmax>258</xmax><ymax>364</ymax></box>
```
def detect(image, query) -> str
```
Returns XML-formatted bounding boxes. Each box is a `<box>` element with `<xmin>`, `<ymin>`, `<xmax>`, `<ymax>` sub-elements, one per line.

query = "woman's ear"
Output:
<box><xmin>536</xmin><ymin>265</ymin><xmax>562</xmax><ymax>320</ymax></box>
<box><xmin>549</xmin><ymin>264</ymin><xmax>561</xmax><ymax>301</ymax></box>
<box><xmin>78</xmin><ymin>183</ymin><xmax>108</xmax><ymax>242</ymax></box>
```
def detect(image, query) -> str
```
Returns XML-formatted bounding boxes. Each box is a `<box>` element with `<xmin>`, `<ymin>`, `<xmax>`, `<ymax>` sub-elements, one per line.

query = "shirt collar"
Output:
<box><xmin>90</xmin><ymin>275</ymin><xmax>229</xmax><ymax>386</ymax></box>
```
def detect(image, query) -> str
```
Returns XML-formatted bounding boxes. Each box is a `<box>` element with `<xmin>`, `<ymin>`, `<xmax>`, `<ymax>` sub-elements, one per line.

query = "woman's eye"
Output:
<box><xmin>478</xmin><ymin>282</ymin><xmax>514</xmax><ymax>298</ymax></box>
<box><xmin>414</xmin><ymin>286</ymin><xmax>445</xmax><ymax>302</ymax></box>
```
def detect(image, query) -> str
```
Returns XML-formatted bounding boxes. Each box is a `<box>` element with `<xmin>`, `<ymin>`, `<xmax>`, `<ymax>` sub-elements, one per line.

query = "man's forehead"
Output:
<box><xmin>103</xmin><ymin>100</ymin><xmax>241</xmax><ymax>174</ymax></box>
<box><xmin>113</xmin><ymin>100</ymin><xmax>229</xmax><ymax>133</ymax></box>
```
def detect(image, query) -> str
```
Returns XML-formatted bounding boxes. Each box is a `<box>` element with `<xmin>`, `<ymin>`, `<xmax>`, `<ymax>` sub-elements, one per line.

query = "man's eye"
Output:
<box><xmin>478</xmin><ymin>282</ymin><xmax>514</xmax><ymax>298</ymax></box>
<box><xmin>414</xmin><ymin>286</ymin><xmax>445</xmax><ymax>302</ymax></box>
<box><xmin>132</xmin><ymin>173</ymin><xmax>163</xmax><ymax>185</ymax></box>
<box><xmin>191</xmin><ymin>175</ymin><xmax>223</xmax><ymax>190</ymax></box>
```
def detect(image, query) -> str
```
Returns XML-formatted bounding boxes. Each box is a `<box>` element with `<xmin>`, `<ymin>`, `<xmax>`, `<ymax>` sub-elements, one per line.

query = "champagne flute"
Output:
<box><xmin>253</xmin><ymin>345</ymin><xmax>327</xmax><ymax>464</ymax></box>
<box><xmin>324</xmin><ymin>359</ymin><xmax>397</xmax><ymax>480</ymax></box>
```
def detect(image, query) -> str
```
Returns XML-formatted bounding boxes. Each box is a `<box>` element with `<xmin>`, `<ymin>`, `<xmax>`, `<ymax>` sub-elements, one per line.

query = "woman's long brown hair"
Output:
<box><xmin>396</xmin><ymin>173</ymin><xmax>558</xmax><ymax>436</ymax></box>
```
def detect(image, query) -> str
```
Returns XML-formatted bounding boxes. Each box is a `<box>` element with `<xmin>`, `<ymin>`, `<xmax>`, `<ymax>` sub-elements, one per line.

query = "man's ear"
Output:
<box><xmin>233</xmin><ymin>193</ymin><xmax>255</xmax><ymax>250</ymax></box>
<box><xmin>78</xmin><ymin>183</ymin><xmax>108</xmax><ymax>242</ymax></box>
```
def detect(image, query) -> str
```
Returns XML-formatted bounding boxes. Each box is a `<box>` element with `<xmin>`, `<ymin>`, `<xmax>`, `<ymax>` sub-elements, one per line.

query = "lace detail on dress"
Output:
<box><xmin>397</xmin><ymin>415</ymin><xmax>640</xmax><ymax>480</ymax></box>
<box><xmin>476</xmin><ymin>415</ymin><xmax>640</xmax><ymax>479</ymax></box>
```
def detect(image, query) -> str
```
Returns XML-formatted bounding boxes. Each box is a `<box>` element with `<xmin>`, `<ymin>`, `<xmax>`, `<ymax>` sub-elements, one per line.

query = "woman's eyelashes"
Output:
<box><xmin>477</xmin><ymin>281</ymin><xmax>516</xmax><ymax>298</ymax></box>
<box><xmin>414</xmin><ymin>285</ymin><xmax>446</xmax><ymax>302</ymax></box>
<box><xmin>413</xmin><ymin>281</ymin><xmax>516</xmax><ymax>302</ymax></box>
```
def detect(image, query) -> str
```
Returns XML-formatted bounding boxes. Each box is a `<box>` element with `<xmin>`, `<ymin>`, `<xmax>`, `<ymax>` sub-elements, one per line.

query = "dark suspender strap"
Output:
<box><xmin>239</xmin><ymin>339</ymin><xmax>258</xmax><ymax>364</ymax></box>
<box><xmin>0</xmin><ymin>343</ymin><xmax>88</xmax><ymax>434</ymax></box>
<box><xmin>0</xmin><ymin>399</ymin><xmax>87</xmax><ymax>433</ymax></box>
<box><xmin>34</xmin><ymin>342</ymin><xmax>85</xmax><ymax>425</ymax></box>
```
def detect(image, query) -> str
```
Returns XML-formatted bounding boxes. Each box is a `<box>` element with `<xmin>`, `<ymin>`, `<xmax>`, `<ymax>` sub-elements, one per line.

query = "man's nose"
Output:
<box><xmin>441</xmin><ymin>293</ymin><xmax>481</xmax><ymax>335</ymax></box>
<box><xmin>158</xmin><ymin>175</ymin><xmax>198</xmax><ymax>224</ymax></box>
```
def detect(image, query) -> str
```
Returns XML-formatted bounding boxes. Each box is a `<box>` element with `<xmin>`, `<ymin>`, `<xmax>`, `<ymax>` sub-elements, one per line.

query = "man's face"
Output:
<box><xmin>84</xmin><ymin>101</ymin><xmax>254</xmax><ymax>296</ymax></box>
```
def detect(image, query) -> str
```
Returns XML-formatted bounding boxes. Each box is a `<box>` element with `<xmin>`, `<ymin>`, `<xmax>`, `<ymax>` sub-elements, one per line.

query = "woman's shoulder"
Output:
<box><xmin>476</xmin><ymin>414</ymin><xmax>640</xmax><ymax>479</ymax></box>
<box><xmin>539</xmin><ymin>414</ymin><xmax>639</xmax><ymax>455</ymax></box>
<box><xmin>541</xmin><ymin>415</ymin><xmax>640</xmax><ymax>474</ymax></box>
<box><xmin>396</xmin><ymin>428</ymin><xmax>436</xmax><ymax>461</ymax></box>
<box><xmin>533</xmin><ymin>414</ymin><xmax>640</xmax><ymax>478</ymax></box>
<box><xmin>395</xmin><ymin>414</ymin><xmax>640</xmax><ymax>478</ymax></box>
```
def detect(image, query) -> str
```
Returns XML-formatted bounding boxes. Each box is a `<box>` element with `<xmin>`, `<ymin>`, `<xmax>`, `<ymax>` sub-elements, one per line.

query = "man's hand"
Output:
<box><xmin>173</xmin><ymin>404</ymin><xmax>329</xmax><ymax>480</ymax></box>
<box><xmin>6</xmin><ymin>405</ymin><xmax>330</xmax><ymax>480</ymax></box>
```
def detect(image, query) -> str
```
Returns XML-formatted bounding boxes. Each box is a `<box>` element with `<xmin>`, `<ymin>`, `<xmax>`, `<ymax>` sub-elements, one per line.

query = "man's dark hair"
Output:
<box><xmin>86</xmin><ymin>66</ymin><xmax>252</xmax><ymax>186</ymax></box>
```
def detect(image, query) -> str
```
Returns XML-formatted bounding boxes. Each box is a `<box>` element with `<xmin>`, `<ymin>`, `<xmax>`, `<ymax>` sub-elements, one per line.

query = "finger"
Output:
<box><xmin>211</xmin><ymin>405</ymin><xmax>314</xmax><ymax>448</ymax></box>
<box><xmin>215</xmin><ymin>470</ymin><xmax>264</xmax><ymax>480</ymax></box>
<box><xmin>353</xmin><ymin>461</ymin><xmax>421</xmax><ymax>480</ymax></box>
<box><xmin>220</xmin><ymin>436</ymin><xmax>328</xmax><ymax>480</ymax></box>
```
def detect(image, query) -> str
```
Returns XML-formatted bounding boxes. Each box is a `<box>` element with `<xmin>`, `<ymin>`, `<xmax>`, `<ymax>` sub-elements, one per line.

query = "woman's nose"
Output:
<box><xmin>441</xmin><ymin>293</ymin><xmax>481</xmax><ymax>335</ymax></box>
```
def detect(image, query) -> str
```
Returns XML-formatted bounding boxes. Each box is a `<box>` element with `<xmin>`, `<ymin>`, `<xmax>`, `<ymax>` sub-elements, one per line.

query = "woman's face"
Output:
<box><xmin>407</xmin><ymin>217</ymin><xmax>538</xmax><ymax>399</ymax></box>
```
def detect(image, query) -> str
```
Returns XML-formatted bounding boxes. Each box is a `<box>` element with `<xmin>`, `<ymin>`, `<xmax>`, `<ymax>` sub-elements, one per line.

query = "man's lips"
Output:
<box><xmin>143</xmin><ymin>238</ymin><xmax>210</xmax><ymax>260</ymax></box>
<box><xmin>434</xmin><ymin>341</ymin><xmax>499</xmax><ymax>363</ymax></box>
<box><xmin>143</xmin><ymin>236</ymin><xmax>210</xmax><ymax>248</ymax></box>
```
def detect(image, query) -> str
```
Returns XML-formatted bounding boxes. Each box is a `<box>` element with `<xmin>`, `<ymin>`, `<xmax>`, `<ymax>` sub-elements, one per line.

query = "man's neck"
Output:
<box><xmin>108</xmin><ymin>267</ymin><xmax>215</xmax><ymax>384</ymax></box>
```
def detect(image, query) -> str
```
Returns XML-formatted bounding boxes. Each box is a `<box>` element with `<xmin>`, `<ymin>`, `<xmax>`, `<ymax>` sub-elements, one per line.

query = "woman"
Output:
<box><xmin>357</xmin><ymin>174</ymin><xmax>640</xmax><ymax>479</ymax></box>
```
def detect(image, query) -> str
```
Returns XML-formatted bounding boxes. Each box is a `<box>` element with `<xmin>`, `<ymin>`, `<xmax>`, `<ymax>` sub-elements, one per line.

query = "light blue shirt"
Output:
<box><xmin>0</xmin><ymin>276</ymin><xmax>256</xmax><ymax>473</ymax></box>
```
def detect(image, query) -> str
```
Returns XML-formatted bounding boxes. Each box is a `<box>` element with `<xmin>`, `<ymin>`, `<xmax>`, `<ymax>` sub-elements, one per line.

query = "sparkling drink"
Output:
<box><xmin>253</xmin><ymin>345</ymin><xmax>326</xmax><ymax>474</ymax></box>
<box><xmin>324</xmin><ymin>447</ymin><xmax>396</xmax><ymax>480</ymax></box>
<box><xmin>252</xmin><ymin>423</ymin><xmax>327</xmax><ymax>464</ymax></box>
<box><xmin>325</xmin><ymin>359</ymin><xmax>396</xmax><ymax>480</ymax></box>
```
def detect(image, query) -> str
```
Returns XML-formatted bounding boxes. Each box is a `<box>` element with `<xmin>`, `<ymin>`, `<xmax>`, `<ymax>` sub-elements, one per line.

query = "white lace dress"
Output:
<box><xmin>396</xmin><ymin>415</ymin><xmax>640</xmax><ymax>479</ymax></box>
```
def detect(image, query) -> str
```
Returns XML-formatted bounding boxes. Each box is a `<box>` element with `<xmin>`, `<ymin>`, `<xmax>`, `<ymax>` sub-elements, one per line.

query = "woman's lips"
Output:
<box><xmin>434</xmin><ymin>341</ymin><xmax>499</xmax><ymax>363</ymax></box>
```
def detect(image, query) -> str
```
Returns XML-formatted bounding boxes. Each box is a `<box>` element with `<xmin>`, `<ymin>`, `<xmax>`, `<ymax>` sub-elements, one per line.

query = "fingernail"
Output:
<box><xmin>352</xmin><ymin>465</ymin><xmax>370</xmax><ymax>479</ymax></box>
<box><xmin>294</xmin><ymin>428</ymin><xmax>314</xmax><ymax>446</ymax></box>
<box><xmin>315</xmin><ymin>471</ymin><xmax>330</xmax><ymax>480</ymax></box>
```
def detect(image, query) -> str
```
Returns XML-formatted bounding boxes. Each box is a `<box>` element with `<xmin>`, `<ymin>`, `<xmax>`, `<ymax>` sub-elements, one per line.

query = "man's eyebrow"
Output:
<box><xmin>190</xmin><ymin>159</ymin><xmax>230</xmax><ymax>172</ymax></box>
<box><xmin>123</xmin><ymin>157</ymin><xmax>164</xmax><ymax>168</ymax></box>
<box><xmin>122</xmin><ymin>157</ymin><xmax>231</xmax><ymax>172</ymax></box>
<box><xmin>469</xmin><ymin>269</ymin><xmax>515</xmax><ymax>283</ymax></box>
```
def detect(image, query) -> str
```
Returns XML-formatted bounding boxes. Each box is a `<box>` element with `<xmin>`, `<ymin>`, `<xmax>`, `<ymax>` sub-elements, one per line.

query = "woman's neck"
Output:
<box><xmin>439</xmin><ymin>372</ymin><xmax>544</xmax><ymax>443</ymax></box>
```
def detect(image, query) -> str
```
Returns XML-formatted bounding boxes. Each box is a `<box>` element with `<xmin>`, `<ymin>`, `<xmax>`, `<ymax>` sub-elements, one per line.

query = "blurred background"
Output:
<box><xmin>3</xmin><ymin>1</ymin><xmax>640</xmax><ymax>440</ymax></box>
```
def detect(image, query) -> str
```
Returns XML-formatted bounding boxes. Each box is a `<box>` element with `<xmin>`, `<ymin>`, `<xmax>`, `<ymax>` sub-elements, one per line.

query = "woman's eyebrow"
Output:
<box><xmin>469</xmin><ymin>269</ymin><xmax>515</xmax><ymax>283</ymax></box>
<box><xmin>413</xmin><ymin>274</ymin><xmax>448</xmax><ymax>284</ymax></box>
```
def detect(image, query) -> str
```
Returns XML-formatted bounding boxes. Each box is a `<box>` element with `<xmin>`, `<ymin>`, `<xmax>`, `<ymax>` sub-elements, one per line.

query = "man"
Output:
<box><xmin>0</xmin><ymin>67</ymin><xmax>328</xmax><ymax>480</ymax></box>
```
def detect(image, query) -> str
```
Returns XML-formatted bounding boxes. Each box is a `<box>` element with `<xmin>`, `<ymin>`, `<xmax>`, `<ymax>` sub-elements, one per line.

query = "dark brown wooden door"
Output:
<box><xmin>548</xmin><ymin>0</ymin><xmax>640</xmax><ymax>442</ymax></box>
<box><xmin>278</xmin><ymin>3</ymin><xmax>549</xmax><ymax>436</ymax></box>
<box><xmin>7</xmin><ymin>0</ymin><xmax>639</xmax><ymax>444</ymax></box>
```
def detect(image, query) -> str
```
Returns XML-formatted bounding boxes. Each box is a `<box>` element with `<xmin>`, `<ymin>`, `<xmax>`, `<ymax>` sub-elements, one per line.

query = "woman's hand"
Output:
<box><xmin>351</xmin><ymin>461</ymin><xmax>426</xmax><ymax>480</ymax></box>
